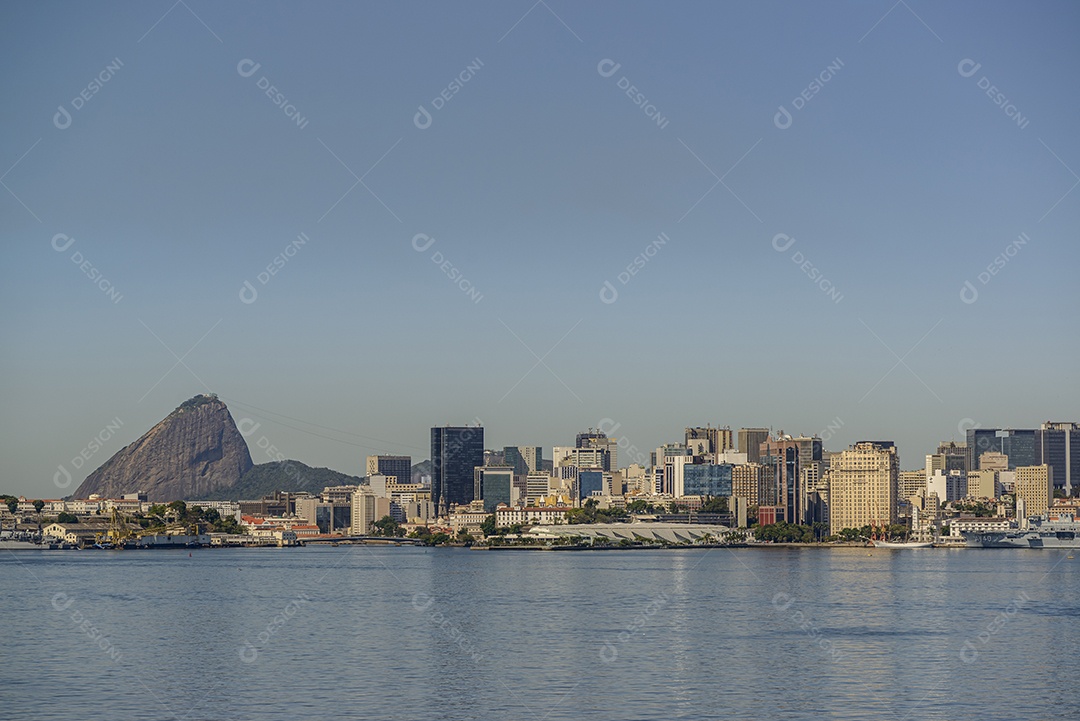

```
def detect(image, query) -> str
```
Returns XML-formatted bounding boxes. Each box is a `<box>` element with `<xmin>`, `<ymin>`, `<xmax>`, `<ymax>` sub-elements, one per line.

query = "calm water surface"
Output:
<box><xmin>2</xmin><ymin>546</ymin><xmax>1077</xmax><ymax>720</ymax></box>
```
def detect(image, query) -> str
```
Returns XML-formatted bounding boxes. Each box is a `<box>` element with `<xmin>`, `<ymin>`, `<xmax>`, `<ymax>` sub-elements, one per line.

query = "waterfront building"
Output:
<box><xmin>431</xmin><ymin>425</ymin><xmax>484</xmax><ymax>514</ymax></box>
<box><xmin>828</xmin><ymin>441</ymin><xmax>899</xmax><ymax>535</ymax></box>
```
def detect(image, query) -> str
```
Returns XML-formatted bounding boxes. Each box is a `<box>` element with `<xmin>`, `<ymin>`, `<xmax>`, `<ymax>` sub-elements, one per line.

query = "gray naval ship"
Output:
<box><xmin>963</xmin><ymin>510</ymin><xmax>1080</xmax><ymax>548</ymax></box>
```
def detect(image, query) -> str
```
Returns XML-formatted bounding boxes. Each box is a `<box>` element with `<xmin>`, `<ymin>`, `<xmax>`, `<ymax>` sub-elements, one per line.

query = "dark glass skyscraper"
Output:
<box><xmin>1036</xmin><ymin>422</ymin><xmax>1080</xmax><ymax>494</ymax></box>
<box><xmin>431</xmin><ymin>425</ymin><xmax>484</xmax><ymax>513</ymax></box>
<box><xmin>966</xmin><ymin>429</ymin><xmax>1037</xmax><ymax>470</ymax></box>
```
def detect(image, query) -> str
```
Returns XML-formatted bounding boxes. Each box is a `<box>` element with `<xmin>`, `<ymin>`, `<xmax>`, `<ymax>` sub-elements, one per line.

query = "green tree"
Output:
<box><xmin>372</xmin><ymin>515</ymin><xmax>402</xmax><ymax>537</ymax></box>
<box><xmin>700</xmin><ymin>496</ymin><xmax>728</xmax><ymax>513</ymax></box>
<box><xmin>57</xmin><ymin>512</ymin><xmax>79</xmax><ymax>524</ymax></box>
<box><xmin>167</xmin><ymin>500</ymin><xmax>187</xmax><ymax>518</ymax></box>
<box><xmin>32</xmin><ymin>500</ymin><xmax>45</xmax><ymax>514</ymax></box>
<box><xmin>4</xmin><ymin>497</ymin><xmax>18</xmax><ymax>515</ymax></box>
<box><xmin>480</xmin><ymin>514</ymin><xmax>497</xmax><ymax>537</ymax></box>
<box><xmin>456</xmin><ymin>529</ymin><xmax>474</xmax><ymax>544</ymax></box>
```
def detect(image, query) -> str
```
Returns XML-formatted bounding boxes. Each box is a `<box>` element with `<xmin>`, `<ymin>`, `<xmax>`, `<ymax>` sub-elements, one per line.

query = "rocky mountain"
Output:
<box><xmin>73</xmin><ymin>394</ymin><xmax>253</xmax><ymax>502</ymax></box>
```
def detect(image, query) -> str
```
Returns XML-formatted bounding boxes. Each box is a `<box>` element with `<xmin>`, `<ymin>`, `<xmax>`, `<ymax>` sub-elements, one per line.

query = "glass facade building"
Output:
<box><xmin>431</xmin><ymin>426</ymin><xmax>484</xmax><ymax>512</ymax></box>
<box><xmin>475</xmin><ymin>466</ymin><xmax>514</xmax><ymax>513</ymax></box>
<box><xmin>966</xmin><ymin>429</ymin><xmax>1037</xmax><ymax>471</ymax></box>
<box><xmin>682</xmin><ymin>464</ymin><xmax>733</xmax><ymax>497</ymax></box>
<box><xmin>578</xmin><ymin>470</ymin><xmax>604</xmax><ymax>499</ymax></box>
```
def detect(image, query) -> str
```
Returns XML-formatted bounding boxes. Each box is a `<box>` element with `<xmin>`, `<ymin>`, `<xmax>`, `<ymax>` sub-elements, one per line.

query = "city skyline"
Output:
<box><xmin>3</xmin><ymin>2</ymin><xmax>1078</xmax><ymax>498</ymax></box>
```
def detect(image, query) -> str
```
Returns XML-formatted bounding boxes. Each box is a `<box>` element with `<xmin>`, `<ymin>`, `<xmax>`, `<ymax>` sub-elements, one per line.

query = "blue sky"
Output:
<box><xmin>2</xmin><ymin>1</ymin><xmax>1078</xmax><ymax>497</ymax></box>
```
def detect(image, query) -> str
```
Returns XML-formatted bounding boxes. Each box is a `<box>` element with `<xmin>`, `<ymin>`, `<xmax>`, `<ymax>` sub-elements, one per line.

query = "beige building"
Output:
<box><xmin>732</xmin><ymin>463</ymin><xmax>767</xmax><ymax>506</ymax></box>
<box><xmin>967</xmin><ymin>469</ymin><xmax>998</xmax><ymax>500</ymax></box>
<box><xmin>1014</xmin><ymin>465</ymin><xmax>1052</xmax><ymax>519</ymax></box>
<box><xmin>898</xmin><ymin>470</ymin><xmax>926</xmax><ymax>503</ymax></box>
<box><xmin>828</xmin><ymin>442</ymin><xmax>899</xmax><ymax>535</ymax></box>
<box><xmin>350</xmin><ymin>491</ymin><xmax>391</xmax><ymax>535</ymax></box>
<box><xmin>979</xmin><ymin>452</ymin><xmax>1009</xmax><ymax>471</ymax></box>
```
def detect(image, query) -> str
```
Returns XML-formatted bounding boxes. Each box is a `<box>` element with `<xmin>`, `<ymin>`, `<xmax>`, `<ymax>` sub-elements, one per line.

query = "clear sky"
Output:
<box><xmin>2</xmin><ymin>1</ymin><xmax>1078</xmax><ymax>498</ymax></box>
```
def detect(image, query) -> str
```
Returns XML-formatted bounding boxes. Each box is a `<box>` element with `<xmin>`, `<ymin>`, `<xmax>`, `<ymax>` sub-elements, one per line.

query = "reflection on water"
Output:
<box><xmin>2</xmin><ymin>547</ymin><xmax>1076</xmax><ymax>721</ymax></box>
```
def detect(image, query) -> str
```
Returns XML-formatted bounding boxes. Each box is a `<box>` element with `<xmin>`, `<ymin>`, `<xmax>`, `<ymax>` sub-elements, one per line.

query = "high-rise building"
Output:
<box><xmin>828</xmin><ymin>441</ymin><xmax>899</xmax><ymax>535</ymax></box>
<box><xmin>936</xmin><ymin>441</ymin><xmax>968</xmax><ymax>474</ymax></box>
<box><xmin>966</xmin><ymin>429</ymin><xmax>1037</xmax><ymax>471</ymax></box>
<box><xmin>473</xmin><ymin>466</ymin><xmax>516</xmax><ymax>513</ymax></box>
<box><xmin>685</xmin><ymin>426</ymin><xmax>734</xmax><ymax>456</ymax></box>
<box><xmin>759</xmin><ymin>434</ymin><xmax>822</xmax><ymax>524</ymax></box>
<box><xmin>898</xmin><ymin>470</ymin><xmax>926</xmax><ymax>503</ymax></box>
<box><xmin>366</xmin><ymin>455</ymin><xmax>412</xmax><ymax>485</ymax></box>
<box><xmin>655</xmin><ymin>444</ymin><xmax>691</xmax><ymax>496</ymax></box>
<box><xmin>525</xmin><ymin>473</ymin><xmax>553</xmax><ymax>505</ymax></box>
<box><xmin>1014</xmin><ymin>465</ymin><xmax>1052</xmax><ymax>519</ymax></box>
<box><xmin>351</xmin><ymin>490</ymin><xmax>391</xmax><ymax>535</ymax></box>
<box><xmin>503</xmin><ymin>446</ymin><xmax>542</xmax><ymax>476</ymax></box>
<box><xmin>967</xmin><ymin>469</ymin><xmax>999</xmax><ymax>499</ymax></box>
<box><xmin>1036</xmin><ymin>422</ymin><xmax>1080</xmax><ymax>495</ymax></box>
<box><xmin>578</xmin><ymin>470</ymin><xmax>604</xmax><ymax>500</ymax></box>
<box><xmin>575</xmin><ymin>432</ymin><xmax>617</xmax><ymax>471</ymax></box>
<box><xmin>682</xmin><ymin>464</ymin><xmax>733</xmax><ymax>497</ymax></box>
<box><xmin>731</xmin><ymin>463</ymin><xmax>767</xmax><ymax>506</ymax></box>
<box><xmin>738</xmin><ymin>428</ymin><xmax>770</xmax><ymax>464</ymax></box>
<box><xmin>431</xmin><ymin>425</ymin><xmax>484</xmax><ymax>514</ymax></box>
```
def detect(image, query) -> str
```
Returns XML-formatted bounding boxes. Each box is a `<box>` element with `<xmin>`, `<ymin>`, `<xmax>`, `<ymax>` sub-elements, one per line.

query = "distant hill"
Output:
<box><xmin>199</xmin><ymin>461</ymin><xmax>364</xmax><ymax>501</ymax></box>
